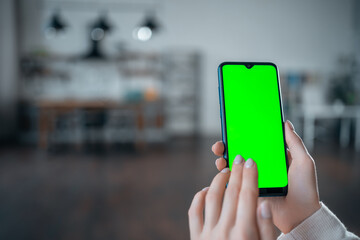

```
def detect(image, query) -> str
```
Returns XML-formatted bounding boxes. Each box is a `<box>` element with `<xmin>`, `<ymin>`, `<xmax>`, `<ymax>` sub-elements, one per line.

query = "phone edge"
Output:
<box><xmin>217</xmin><ymin>61</ymin><xmax>288</xmax><ymax>197</ymax></box>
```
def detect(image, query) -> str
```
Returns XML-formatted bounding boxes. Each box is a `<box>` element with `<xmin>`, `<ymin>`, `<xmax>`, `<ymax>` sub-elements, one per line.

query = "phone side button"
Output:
<box><xmin>218</xmin><ymin>86</ymin><xmax>221</xmax><ymax>104</ymax></box>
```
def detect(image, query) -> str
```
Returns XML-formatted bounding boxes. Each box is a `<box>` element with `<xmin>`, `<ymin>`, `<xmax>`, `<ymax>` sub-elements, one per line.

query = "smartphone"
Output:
<box><xmin>218</xmin><ymin>62</ymin><xmax>288</xmax><ymax>196</ymax></box>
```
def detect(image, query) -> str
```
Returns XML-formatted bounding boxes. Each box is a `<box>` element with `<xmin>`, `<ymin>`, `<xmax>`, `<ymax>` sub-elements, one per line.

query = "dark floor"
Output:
<box><xmin>0</xmin><ymin>138</ymin><xmax>359</xmax><ymax>240</ymax></box>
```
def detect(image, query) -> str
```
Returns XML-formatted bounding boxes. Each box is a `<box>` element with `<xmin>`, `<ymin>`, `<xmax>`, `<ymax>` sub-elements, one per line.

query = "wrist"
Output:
<box><xmin>283</xmin><ymin>201</ymin><xmax>321</xmax><ymax>233</ymax></box>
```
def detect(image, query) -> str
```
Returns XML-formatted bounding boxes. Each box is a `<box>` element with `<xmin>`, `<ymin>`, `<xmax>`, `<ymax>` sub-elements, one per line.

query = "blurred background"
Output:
<box><xmin>0</xmin><ymin>0</ymin><xmax>360</xmax><ymax>239</ymax></box>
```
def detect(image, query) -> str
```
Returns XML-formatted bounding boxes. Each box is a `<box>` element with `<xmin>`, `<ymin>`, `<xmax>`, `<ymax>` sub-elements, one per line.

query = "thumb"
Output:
<box><xmin>257</xmin><ymin>201</ymin><xmax>277</xmax><ymax>240</ymax></box>
<box><xmin>285</xmin><ymin>120</ymin><xmax>309</xmax><ymax>159</ymax></box>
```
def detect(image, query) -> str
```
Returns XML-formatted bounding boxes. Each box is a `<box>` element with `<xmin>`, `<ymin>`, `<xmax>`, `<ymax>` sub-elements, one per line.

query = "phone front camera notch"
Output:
<box><xmin>245</xmin><ymin>64</ymin><xmax>253</xmax><ymax>69</ymax></box>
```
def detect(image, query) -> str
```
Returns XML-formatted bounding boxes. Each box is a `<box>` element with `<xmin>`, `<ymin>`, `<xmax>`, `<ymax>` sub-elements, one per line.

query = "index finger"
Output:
<box><xmin>211</xmin><ymin>141</ymin><xmax>224</xmax><ymax>156</ymax></box>
<box><xmin>236</xmin><ymin>158</ymin><xmax>259</xmax><ymax>235</ymax></box>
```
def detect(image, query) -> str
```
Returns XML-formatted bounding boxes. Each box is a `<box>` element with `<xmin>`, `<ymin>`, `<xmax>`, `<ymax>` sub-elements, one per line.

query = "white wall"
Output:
<box><xmin>20</xmin><ymin>0</ymin><xmax>355</xmax><ymax>136</ymax></box>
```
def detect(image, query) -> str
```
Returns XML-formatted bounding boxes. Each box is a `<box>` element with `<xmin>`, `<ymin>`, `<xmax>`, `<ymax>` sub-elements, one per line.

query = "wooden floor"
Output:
<box><xmin>0</xmin><ymin>138</ymin><xmax>359</xmax><ymax>240</ymax></box>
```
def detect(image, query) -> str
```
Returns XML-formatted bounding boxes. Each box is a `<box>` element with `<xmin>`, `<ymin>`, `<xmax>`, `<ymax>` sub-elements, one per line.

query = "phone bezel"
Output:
<box><xmin>217</xmin><ymin>62</ymin><xmax>288</xmax><ymax>197</ymax></box>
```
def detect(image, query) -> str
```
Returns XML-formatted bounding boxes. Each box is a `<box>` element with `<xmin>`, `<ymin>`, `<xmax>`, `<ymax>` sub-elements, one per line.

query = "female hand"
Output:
<box><xmin>188</xmin><ymin>156</ymin><xmax>276</xmax><ymax>240</ymax></box>
<box><xmin>211</xmin><ymin>120</ymin><xmax>321</xmax><ymax>233</ymax></box>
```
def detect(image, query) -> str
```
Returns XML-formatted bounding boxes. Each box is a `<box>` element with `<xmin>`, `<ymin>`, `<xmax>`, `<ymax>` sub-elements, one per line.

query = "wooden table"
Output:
<box><xmin>36</xmin><ymin>99</ymin><xmax>161</xmax><ymax>149</ymax></box>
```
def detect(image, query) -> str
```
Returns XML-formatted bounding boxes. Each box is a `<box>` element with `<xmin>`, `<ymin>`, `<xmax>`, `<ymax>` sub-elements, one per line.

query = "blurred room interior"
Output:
<box><xmin>0</xmin><ymin>0</ymin><xmax>360</xmax><ymax>239</ymax></box>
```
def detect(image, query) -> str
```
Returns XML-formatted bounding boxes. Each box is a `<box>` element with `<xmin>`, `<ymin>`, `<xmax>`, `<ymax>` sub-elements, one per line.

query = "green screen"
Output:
<box><xmin>221</xmin><ymin>63</ymin><xmax>288</xmax><ymax>188</ymax></box>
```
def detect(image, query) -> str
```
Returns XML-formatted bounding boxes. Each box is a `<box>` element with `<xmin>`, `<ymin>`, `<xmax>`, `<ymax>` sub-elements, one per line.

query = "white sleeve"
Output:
<box><xmin>277</xmin><ymin>202</ymin><xmax>359</xmax><ymax>240</ymax></box>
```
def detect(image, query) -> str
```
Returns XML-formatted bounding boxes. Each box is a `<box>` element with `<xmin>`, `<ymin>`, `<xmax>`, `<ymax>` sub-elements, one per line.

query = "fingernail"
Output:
<box><xmin>221</xmin><ymin>168</ymin><xmax>230</xmax><ymax>173</ymax></box>
<box><xmin>287</xmin><ymin>120</ymin><xmax>295</xmax><ymax>131</ymax></box>
<box><xmin>215</xmin><ymin>158</ymin><xmax>218</xmax><ymax>166</ymax></box>
<box><xmin>260</xmin><ymin>202</ymin><xmax>272</xmax><ymax>219</ymax></box>
<box><xmin>233</xmin><ymin>155</ymin><xmax>244</xmax><ymax>164</ymax></box>
<box><xmin>245</xmin><ymin>158</ymin><xmax>254</xmax><ymax>168</ymax></box>
<box><xmin>202</xmin><ymin>187</ymin><xmax>209</xmax><ymax>191</ymax></box>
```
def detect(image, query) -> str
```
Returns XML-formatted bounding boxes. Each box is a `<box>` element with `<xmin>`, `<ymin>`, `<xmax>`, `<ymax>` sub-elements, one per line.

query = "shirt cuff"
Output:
<box><xmin>278</xmin><ymin>202</ymin><xmax>358</xmax><ymax>240</ymax></box>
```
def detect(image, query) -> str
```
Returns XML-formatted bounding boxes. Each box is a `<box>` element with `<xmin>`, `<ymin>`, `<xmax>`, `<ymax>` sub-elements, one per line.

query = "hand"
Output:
<box><xmin>188</xmin><ymin>157</ymin><xmax>276</xmax><ymax>240</ymax></box>
<box><xmin>212</xmin><ymin>120</ymin><xmax>321</xmax><ymax>234</ymax></box>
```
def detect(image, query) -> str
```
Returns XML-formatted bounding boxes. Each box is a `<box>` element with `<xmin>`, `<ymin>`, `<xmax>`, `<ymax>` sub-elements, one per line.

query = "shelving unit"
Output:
<box><xmin>162</xmin><ymin>51</ymin><xmax>200</xmax><ymax>136</ymax></box>
<box><xmin>19</xmin><ymin>50</ymin><xmax>201</xmax><ymax>148</ymax></box>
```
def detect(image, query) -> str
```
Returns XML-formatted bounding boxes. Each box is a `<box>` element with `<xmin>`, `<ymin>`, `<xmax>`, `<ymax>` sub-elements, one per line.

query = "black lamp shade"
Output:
<box><xmin>91</xmin><ymin>14</ymin><xmax>112</xmax><ymax>32</ymax></box>
<box><xmin>141</xmin><ymin>15</ymin><xmax>160</xmax><ymax>32</ymax></box>
<box><xmin>48</xmin><ymin>11</ymin><xmax>67</xmax><ymax>31</ymax></box>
